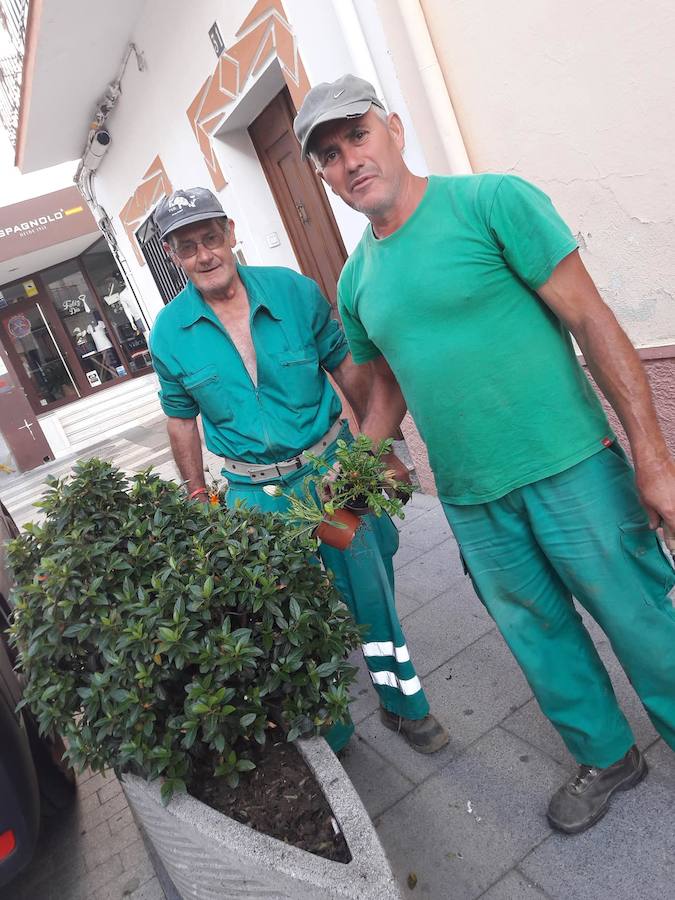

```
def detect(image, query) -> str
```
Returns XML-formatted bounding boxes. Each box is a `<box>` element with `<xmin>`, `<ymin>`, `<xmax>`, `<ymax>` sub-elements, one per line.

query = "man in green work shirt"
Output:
<box><xmin>294</xmin><ymin>74</ymin><xmax>675</xmax><ymax>834</ymax></box>
<box><xmin>148</xmin><ymin>186</ymin><xmax>448</xmax><ymax>756</ymax></box>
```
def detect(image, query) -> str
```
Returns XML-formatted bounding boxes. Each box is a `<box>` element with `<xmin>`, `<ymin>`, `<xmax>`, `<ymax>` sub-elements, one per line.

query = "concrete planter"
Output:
<box><xmin>121</xmin><ymin>736</ymin><xmax>402</xmax><ymax>900</ymax></box>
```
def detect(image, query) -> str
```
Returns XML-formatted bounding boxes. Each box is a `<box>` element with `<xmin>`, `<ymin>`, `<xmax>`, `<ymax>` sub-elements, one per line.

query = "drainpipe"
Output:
<box><xmin>393</xmin><ymin>0</ymin><xmax>472</xmax><ymax>174</ymax></box>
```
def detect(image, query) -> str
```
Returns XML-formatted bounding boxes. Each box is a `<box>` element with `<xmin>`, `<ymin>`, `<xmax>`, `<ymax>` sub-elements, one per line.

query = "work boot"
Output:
<box><xmin>379</xmin><ymin>708</ymin><xmax>449</xmax><ymax>754</ymax></box>
<box><xmin>547</xmin><ymin>745</ymin><xmax>647</xmax><ymax>834</ymax></box>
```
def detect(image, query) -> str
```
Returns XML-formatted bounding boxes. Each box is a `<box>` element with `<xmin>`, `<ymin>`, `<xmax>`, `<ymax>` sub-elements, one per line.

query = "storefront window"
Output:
<box><xmin>41</xmin><ymin>259</ymin><xmax>126</xmax><ymax>388</ymax></box>
<box><xmin>81</xmin><ymin>239</ymin><xmax>151</xmax><ymax>373</ymax></box>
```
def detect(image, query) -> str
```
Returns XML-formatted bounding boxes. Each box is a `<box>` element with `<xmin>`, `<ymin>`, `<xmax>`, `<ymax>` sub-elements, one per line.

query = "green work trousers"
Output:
<box><xmin>224</xmin><ymin>425</ymin><xmax>429</xmax><ymax>752</ymax></box>
<box><xmin>443</xmin><ymin>443</ymin><xmax>675</xmax><ymax>768</ymax></box>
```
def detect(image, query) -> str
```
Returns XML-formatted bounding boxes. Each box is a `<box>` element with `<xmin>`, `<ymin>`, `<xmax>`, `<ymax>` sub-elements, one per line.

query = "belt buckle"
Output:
<box><xmin>278</xmin><ymin>455</ymin><xmax>303</xmax><ymax>475</ymax></box>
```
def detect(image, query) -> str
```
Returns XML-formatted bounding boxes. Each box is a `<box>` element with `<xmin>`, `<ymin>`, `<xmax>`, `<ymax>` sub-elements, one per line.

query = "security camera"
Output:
<box><xmin>82</xmin><ymin>129</ymin><xmax>111</xmax><ymax>171</ymax></box>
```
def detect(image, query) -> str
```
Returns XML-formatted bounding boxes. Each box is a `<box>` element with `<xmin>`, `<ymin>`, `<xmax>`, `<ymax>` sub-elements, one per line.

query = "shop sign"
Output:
<box><xmin>0</xmin><ymin>208</ymin><xmax>83</xmax><ymax>239</ymax></box>
<box><xmin>86</xmin><ymin>371</ymin><xmax>102</xmax><ymax>387</ymax></box>
<box><xmin>0</xmin><ymin>187</ymin><xmax>97</xmax><ymax>264</ymax></box>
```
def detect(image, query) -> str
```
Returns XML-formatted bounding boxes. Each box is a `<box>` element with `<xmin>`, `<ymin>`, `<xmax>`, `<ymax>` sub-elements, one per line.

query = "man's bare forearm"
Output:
<box><xmin>576</xmin><ymin>309</ymin><xmax>668</xmax><ymax>466</ymax></box>
<box><xmin>166</xmin><ymin>417</ymin><xmax>206</xmax><ymax>492</ymax></box>
<box><xmin>328</xmin><ymin>353</ymin><xmax>370</xmax><ymax>427</ymax></box>
<box><xmin>360</xmin><ymin>356</ymin><xmax>407</xmax><ymax>442</ymax></box>
<box><xmin>537</xmin><ymin>250</ymin><xmax>675</xmax><ymax>540</ymax></box>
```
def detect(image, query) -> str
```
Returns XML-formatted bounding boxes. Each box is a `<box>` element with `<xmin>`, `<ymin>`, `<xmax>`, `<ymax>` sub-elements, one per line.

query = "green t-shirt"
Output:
<box><xmin>338</xmin><ymin>174</ymin><xmax>613</xmax><ymax>505</ymax></box>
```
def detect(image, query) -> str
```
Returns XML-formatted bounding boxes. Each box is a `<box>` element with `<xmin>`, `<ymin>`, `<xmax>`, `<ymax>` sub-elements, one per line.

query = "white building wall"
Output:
<box><xmin>418</xmin><ymin>0</ymin><xmax>675</xmax><ymax>348</ymax></box>
<box><xmin>87</xmin><ymin>0</ymin><xmax>431</xmax><ymax>326</ymax></box>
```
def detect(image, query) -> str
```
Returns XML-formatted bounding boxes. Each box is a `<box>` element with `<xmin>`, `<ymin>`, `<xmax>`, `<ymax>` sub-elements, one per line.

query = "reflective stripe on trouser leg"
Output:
<box><xmin>319</xmin><ymin>512</ymin><xmax>429</xmax><ymax>720</ymax></box>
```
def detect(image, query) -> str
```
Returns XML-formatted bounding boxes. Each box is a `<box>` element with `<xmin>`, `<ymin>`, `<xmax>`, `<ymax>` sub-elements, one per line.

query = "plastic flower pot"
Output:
<box><xmin>343</xmin><ymin>493</ymin><xmax>371</xmax><ymax>516</ymax></box>
<box><xmin>314</xmin><ymin>508</ymin><xmax>361</xmax><ymax>550</ymax></box>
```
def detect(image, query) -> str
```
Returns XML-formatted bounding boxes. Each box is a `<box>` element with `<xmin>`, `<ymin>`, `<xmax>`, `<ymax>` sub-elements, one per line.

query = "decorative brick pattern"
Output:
<box><xmin>118</xmin><ymin>0</ymin><xmax>312</xmax><ymax>268</ymax></box>
<box><xmin>119</xmin><ymin>156</ymin><xmax>173</xmax><ymax>266</ymax></box>
<box><xmin>185</xmin><ymin>0</ymin><xmax>311</xmax><ymax>191</ymax></box>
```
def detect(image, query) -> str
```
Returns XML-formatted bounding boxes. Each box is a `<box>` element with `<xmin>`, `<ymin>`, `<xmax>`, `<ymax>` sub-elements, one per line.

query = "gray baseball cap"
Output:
<box><xmin>293</xmin><ymin>74</ymin><xmax>385</xmax><ymax>160</ymax></box>
<box><xmin>154</xmin><ymin>187</ymin><xmax>227</xmax><ymax>239</ymax></box>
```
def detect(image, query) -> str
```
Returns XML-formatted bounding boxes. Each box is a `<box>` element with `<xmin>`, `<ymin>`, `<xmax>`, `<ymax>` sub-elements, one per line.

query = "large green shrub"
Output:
<box><xmin>8</xmin><ymin>459</ymin><xmax>361</xmax><ymax>801</ymax></box>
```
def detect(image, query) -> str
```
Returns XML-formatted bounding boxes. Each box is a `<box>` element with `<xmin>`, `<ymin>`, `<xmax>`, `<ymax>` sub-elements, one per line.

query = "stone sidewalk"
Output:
<box><xmin>3</xmin><ymin>765</ymin><xmax>168</xmax><ymax>900</ymax></box>
<box><xmin>2</xmin><ymin>419</ymin><xmax>674</xmax><ymax>900</ymax></box>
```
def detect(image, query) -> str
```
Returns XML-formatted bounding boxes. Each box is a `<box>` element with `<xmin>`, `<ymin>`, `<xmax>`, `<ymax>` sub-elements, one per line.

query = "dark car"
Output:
<box><xmin>0</xmin><ymin>499</ymin><xmax>76</xmax><ymax>888</ymax></box>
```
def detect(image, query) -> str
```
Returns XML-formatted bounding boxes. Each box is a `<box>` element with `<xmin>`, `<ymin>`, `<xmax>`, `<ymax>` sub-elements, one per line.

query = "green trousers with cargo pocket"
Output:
<box><xmin>224</xmin><ymin>425</ymin><xmax>430</xmax><ymax>752</ymax></box>
<box><xmin>443</xmin><ymin>442</ymin><xmax>675</xmax><ymax>768</ymax></box>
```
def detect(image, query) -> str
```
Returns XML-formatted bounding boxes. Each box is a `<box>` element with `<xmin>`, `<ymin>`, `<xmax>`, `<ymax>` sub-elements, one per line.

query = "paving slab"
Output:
<box><xmin>398</xmin><ymin>505</ymin><xmax>455</xmax><ymax>551</ymax></box>
<box><xmin>645</xmin><ymin>738</ymin><xmax>675</xmax><ymax>774</ymax></box>
<box><xmin>395</xmin><ymin>587</ymin><xmax>424</xmax><ymax>620</ymax></box>
<box><xmin>520</xmin><ymin>757</ymin><xmax>675</xmax><ymax>900</ymax></box>
<box><xmin>355</xmin><ymin>705</ymin><xmax>461</xmax><ymax>787</ymax></box>
<box><xmin>396</xmin><ymin>492</ymin><xmax>440</xmax><ymax>525</ymax></box>
<box><xmin>395</xmin><ymin>538</ymin><xmax>466</xmax><ymax>605</ymax></box>
<box><xmin>393</xmin><ymin>537</ymin><xmax>429</xmax><ymax>572</ymax></box>
<box><xmin>401</xmin><ymin>588</ymin><xmax>494</xmax><ymax>678</ymax></box>
<box><xmin>338</xmin><ymin>733</ymin><xmax>415</xmax><ymax>818</ymax></box>
<box><xmin>346</xmin><ymin>646</ymin><xmax>382</xmax><ymax>725</ymax></box>
<box><xmin>355</xmin><ymin>630</ymin><xmax>532</xmax><ymax>787</ymax></box>
<box><xmin>375</xmin><ymin>727</ymin><xmax>567</xmax><ymax>900</ymax></box>
<box><xmin>480</xmin><ymin>869</ymin><xmax>553</xmax><ymax>900</ymax></box>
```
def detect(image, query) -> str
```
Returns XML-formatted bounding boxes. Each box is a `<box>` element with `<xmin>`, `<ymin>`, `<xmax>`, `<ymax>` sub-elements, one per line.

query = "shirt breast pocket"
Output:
<box><xmin>275</xmin><ymin>347</ymin><xmax>321</xmax><ymax>409</ymax></box>
<box><xmin>182</xmin><ymin>365</ymin><xmax>231</xmax><ymax>424</ymax></box>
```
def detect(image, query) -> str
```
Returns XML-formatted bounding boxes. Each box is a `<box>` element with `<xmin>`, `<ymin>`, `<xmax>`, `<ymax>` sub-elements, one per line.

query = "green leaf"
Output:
<box><xmin>315</xmin><ymin>661</ymin><xmax>338</xmax><ymax>678</ymax></box>
<box><xmin>158</xmin><ymin>626</ymin><xmax>176</xmax><ymax>643</ymax></box>
<box><xmin>289</xmin><ymin>597</ymin><xmax>301</xmax><ymax>621</ymax></box>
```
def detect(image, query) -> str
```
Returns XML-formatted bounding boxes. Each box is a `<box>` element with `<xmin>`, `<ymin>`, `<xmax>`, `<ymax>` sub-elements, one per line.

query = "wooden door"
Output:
<box><xmin>0</xmin><ymin>340</ymin><xmax>54</xmax><ymax>472</ymax></box>
<box><xmin>249</xmin><ymin>88</ymin><xmax>347</xmax><ymax>307</ymax></box>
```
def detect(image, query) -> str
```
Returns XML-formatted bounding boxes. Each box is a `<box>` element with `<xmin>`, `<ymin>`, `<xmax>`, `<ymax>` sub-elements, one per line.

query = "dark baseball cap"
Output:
<box><xmin>154</xmin><ymin>187</ymin><xmax>227</xmax><ymax>239</ymax></box>
<box><xmin>293</xmin><ymin>74</ymin><xmax>385</xmax><ymax>160</ymax></box>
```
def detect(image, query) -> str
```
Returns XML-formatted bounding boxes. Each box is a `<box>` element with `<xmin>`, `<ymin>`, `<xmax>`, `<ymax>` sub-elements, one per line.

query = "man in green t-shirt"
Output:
<box><xmin>294</xmin><ymin>75</ymin><xmax>675</xmax><ymax>834</ymax></box>
<box><xmin>148</xmin><ymin>186</ymin><xmax>449</xmax><ymax>757</ymax></box>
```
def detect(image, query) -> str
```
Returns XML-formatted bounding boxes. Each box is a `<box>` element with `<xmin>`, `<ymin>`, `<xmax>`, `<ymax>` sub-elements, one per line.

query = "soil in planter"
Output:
<box><xmin>187</xmin><ymin>740</ymin><xmax>352</xmax><ymax>863</ymax></box>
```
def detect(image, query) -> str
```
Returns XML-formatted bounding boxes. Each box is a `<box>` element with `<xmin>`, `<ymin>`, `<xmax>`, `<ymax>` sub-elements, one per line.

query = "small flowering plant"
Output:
<box><xmin>263</xmin><ymin>434</ymin><xmax>413</xmax><ymax>532</ymax></box>
<box><xmin>316</xmin><ymin>435</ymin><xmax>414</xmax><ymax>517</ymax></box>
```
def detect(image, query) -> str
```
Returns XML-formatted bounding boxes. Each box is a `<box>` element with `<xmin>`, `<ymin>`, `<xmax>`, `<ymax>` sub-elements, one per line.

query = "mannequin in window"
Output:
<box><xmin>87</xmin><ymin>319</ymin><xmax>113</xmax><ymax>352</ymax></box>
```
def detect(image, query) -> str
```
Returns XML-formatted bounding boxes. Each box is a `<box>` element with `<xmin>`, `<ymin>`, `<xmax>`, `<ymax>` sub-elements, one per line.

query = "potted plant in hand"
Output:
<box><xmin>8</xmin><ymin>459</ymin><xmax>402</xmax><ymax>900</ymax></box>
<box><xmin>265</xmin><ymin>435</ymin><xmax>413</xmax><ymax>551</ymax></box>
<box><xmin>321</xmin><ymin>435</ymin><xmax>414</xmax><ymax>517</ymax></box>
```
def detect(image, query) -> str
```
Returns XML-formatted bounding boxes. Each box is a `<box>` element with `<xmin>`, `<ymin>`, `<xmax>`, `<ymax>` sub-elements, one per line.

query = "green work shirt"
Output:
<box><xmin>149</xmin><ymin>265</ymin><xmax>348</xmax><ymax>465</ymax></box>
<box><xmin>338</xmin><ymin>174</ymin><xmax>613</xmax><ymax>505</ymax></box>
